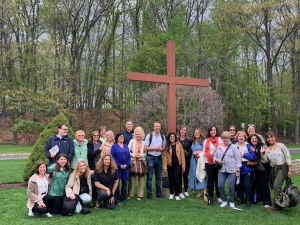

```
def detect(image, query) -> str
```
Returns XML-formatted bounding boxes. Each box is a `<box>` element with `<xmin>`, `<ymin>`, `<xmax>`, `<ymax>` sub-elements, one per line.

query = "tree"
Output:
<box><xmin>131</xmin><ymin>85</ymin><xmax>225</xmax><ymax>136</ymax></box>
<box><xmin>12</xmin><ymin>120</ymin><xmax>46</xmax><ymax>144</ymax></box>
<box><xmin>23</xmin><ymin>113</ymin><xmax>74</xmax><ymax>181</ymax></box>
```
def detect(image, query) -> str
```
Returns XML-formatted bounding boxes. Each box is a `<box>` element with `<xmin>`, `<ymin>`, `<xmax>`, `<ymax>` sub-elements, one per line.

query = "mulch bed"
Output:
<box><xmin>0</xmin><ymin>182</ymin><xmax>27</xmax><ymax>189</ymax></box>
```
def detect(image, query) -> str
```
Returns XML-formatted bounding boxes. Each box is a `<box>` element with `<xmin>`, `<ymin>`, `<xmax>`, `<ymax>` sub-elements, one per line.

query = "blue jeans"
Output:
<box><xmin>218</xmin><ymin>172</ymin><xmax>236</xmax><ymax>203</ymax></box>
<box><xmin>116</xmin><ymin>179</ymin><xmax>128</xmax><ymax>202</ymax></box>
<box><xmin>146</xmin><ymin>155</ymin><xmax>162</xmax><ymax>197</ymax></box>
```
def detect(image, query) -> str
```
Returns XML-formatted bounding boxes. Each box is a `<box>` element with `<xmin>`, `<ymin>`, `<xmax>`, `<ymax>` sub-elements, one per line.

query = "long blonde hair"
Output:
<box><xmin>133</xmin><ymin>126</ymin><xmax>145</xmax><ymax>140</ymax></box>
<box><xmin>96</xmin><ymin>153</ymin><xmax>117</xmax><ymax>174</ymax></box>
<box><xmin>72</xmin><ymin>160</ymin><xmax>90</xmax><ymax>178</ymax></box>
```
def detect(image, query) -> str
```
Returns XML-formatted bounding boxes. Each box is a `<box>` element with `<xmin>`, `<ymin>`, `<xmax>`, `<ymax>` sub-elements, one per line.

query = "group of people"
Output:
<box><xmin>27</xmin><ymin>121</ymin><xmax>292</xmax><ymax>217</ymax></box>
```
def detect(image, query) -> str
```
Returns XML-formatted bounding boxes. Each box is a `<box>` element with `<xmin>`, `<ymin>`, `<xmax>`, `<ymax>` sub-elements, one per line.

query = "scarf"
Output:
<box><xmin>205</xmin><ymin>136</ymin><xmax>219</xmax><ymax>165</ymax></box>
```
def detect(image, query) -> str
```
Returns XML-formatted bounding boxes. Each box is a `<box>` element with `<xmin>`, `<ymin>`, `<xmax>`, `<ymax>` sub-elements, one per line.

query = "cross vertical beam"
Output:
<box><xmin>167</xmin><ymin>41</ymin><xmax>176</xmax><ymax>133</ymax></box>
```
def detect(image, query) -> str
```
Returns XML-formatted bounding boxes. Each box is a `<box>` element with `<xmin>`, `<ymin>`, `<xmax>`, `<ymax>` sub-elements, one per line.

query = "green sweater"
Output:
<box><xmin>47</xmin><ymin>164</ymin><xmax>70</xmax><ymax>196</ymax></box>
<box><xmin>71</xmin><ymin>139</ymin><xmax>89</xmax><ymax>169</ymax></box>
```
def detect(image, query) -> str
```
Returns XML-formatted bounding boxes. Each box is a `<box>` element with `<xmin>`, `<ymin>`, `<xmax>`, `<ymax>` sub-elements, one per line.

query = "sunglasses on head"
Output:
<box><xmin>247</xmin><ymin>124</ymin><xmax>255</xmax><ymax>127</ymax></box>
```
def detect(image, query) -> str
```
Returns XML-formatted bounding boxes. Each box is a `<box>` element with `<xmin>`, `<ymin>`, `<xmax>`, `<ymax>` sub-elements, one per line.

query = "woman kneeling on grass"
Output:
<box><xmin>214</xmin><ymin>132</ymin><xmax>241</xmax><ymax>209</ymax></box>
<box><xmin>27</xmin><ymin>161</ymin><xmax>53</xmax><ymax>217</ymax></box>
<box><xmin>163</xmin><ymin>132</ymin><xmax>186</xmax><ymax>200</ymax></box>
<box><xmin>65</xmin><ymin>160</ymin><xmax>93</xmax><ymax>213</ymax></box>
<box><xmin>94</xmin><ymin>153</ymin><xmax>119</xmax><ymax>209</ymax></box>
<box><xmin>47</xmin><ymin>154</ymin><xmax>71</xmax><ymax>214</ymax></box>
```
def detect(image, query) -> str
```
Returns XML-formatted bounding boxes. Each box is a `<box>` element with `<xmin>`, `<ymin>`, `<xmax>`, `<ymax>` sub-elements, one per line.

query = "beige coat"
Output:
<box><xmin>27</xmin><ymin>174</ymin><xmax>51</xmax><ymax>209</ymax></box>
<box><xmin>102</xmin><ymin>141</ymin><xmax>113</xmax><ymax>155</ymax></box>
<box><xmin>163</xmin><ymin>142</ymin><xmax>186</xmax><ymax>170</ymax></box>
<box><xmin>65</xmin><ymin>171</ymin><xmax>94</xmax><ymax>198</ymax></box>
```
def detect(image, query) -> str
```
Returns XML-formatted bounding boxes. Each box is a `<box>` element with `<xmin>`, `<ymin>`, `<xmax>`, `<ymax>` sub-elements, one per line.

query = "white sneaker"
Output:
<box><xmin>45</xmin><ymin>213</ymin><xmax>53</xmax><ymax>217</ymax></box>
<box><xmin>28</xmin><ymin>209</ymin><xmax>34</xmax><ymax>217</ymax></box>
<box><xmin>220</xmin><ymin>201</ymin><xmax>228</xmax><ymax>207</ymax></box>
<box><xmin>175</xmin><ymin>196</ymin><xmax>180</xmax><ymax>200</ymax></box>
<box><xmin>264</xmin><ymin>205</ymin><xmax>271</xmax><ymax>208</ymax></box>
<box><xmin>179</xmin><ymin>193</ymin><xmax>185</xmax><ymax>199</ymax></box>
<box><xmin>217</xmin><ymin>198</ymin><xmax>223</xmax><ymax>203</ymax></box>
<box><xmin>184</xmin><ymin>192</ymin><xmax>189</xmax><ymax>196</ymax></box>
<box><xmin>169</xmin><ymin>194</ymin><xmax>174</xmax><ymax>200</ymax></box>
<box><xmin>230</xmin><ymin>202</ymin><xmax>235</xmax><ymax>208</ymax></box>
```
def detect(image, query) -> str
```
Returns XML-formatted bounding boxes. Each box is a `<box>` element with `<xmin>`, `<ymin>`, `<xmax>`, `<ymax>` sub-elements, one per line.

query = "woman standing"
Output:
<box><xmin>65</xmin><ymin>160</ymin><xmax>93</xmax><ymax>213</ymax></box>
<box><xmin>87</xmin><ymin>131</ymin><xmax>102</xmax><ymax>170</ymax></box>
<box><xmin>27</xmin><ymin>162</ymin><xmax>53</xmax><ymax>217</ymax></box>
<box><xmin>163</xmin><ymin>132</ymin><xmax>185</xmax><ymax>200</ymax></box>
<box><xmin>72</xmin><ymin>130</ymin><xmax>88</xmax><ymax>170</ymax></box>
<box><xmin>235</xmin><ymin>131</ymin><xmax>257</xmax><ymax>207</ymax></box>
<box><xmin>203</xmin><ymin>126</ymin><xmax>223</xmax><ymax>205</ymax></box>
<box><xmin>261</xmin><ymin>131</ymin><xmax>292</xmax><ymax>211</ymax></box>
<box><xmin>128</xmin><ymin>127</ymin><xmax>147</xmax><ymax>200</ymax></box>
<box><xmin>101</xmin><ymin>130</ymin><xmax>115</xmax><ymax>155</ymax></box>
<box><xmin>178</xmin><ymin>126</ymin><xmax>193</xmax><ymax>197</ymax></box>
<box><xmin>248</xmin><ymin>134</ymin><xmax>271</xmax><ymax>207</ymax></box>
<box><xmin>188</xmin><ymin>128</ymin><xmax>207</xmax><ymax>200</ymax></box>
<box><xmin>99</xmin><ymin>126</ymin><xmax>107</xmax><ymax>143</ymax></box>
<box><xmin>229</xmin><ymin>125</ymin><xmax>237</xmax><ymax>144</ymax></box>
<box><xmin>47</xmin><ymin>154</ymin><xmax>71</xmax><ymax>214</ymax></box>
<box><xmin>111</xmin><ymin>133</ymin><xmax>131</xmax><ymax>203</ymax></box>
<box><xmin>246</xmin><ymin>124</ymin><xmax>265</xmax><ymax>144</ymax></box>
<box><xmin>214</xmin><ymin>132</ymin><xmax>241</xmax><ymax>209</ymax></box>
<box><xmin>94</xmin><ymin>154</ymin><xmax>119</xmax><ymax>209</ymax></box>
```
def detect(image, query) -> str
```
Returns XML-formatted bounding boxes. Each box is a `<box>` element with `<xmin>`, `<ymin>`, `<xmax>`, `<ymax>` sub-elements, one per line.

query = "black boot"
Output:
<box><xmin>237</xmin><ymin>198</ymin><xmax>244</xmax><ymax>205</ymax></box>
<box><xmin>209</xmin><ymin>196</ymin><xmax>214</xmax><ymax>205</ymax></box>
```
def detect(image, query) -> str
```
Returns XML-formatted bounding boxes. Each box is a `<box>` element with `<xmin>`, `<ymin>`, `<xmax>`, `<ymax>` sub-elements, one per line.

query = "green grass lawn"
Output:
<box><xmin>0</xmin><ymin>144</ymin><xmax>32</xmax><ymax>154</ymax></box>
<box><xmin>0</xmin><ymin>158</ymin><xmax>28</xmax><ymax>183</ymax></box>
<box><xmin>0</xmin><ymin>186</ymin><xmax>299</xmax><ymax>225</ymax></box>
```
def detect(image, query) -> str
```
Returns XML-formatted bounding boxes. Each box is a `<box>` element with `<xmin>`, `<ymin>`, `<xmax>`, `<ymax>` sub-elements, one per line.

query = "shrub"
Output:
<box><xmin>23</xmin><ymin>113</ymin><xmax>74</xmax><ymax>181</ymax></box>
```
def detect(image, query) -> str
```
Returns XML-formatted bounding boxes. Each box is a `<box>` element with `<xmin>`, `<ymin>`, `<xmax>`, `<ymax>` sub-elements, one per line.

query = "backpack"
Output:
<box><xmin>61</xmin><ymin>195</ymin><xmax>79</xmax><ymax>216</ymax></box>
<box><xmin>148</xmin><ymin>132</ymin><xmax>165</xmax><ymax>147</ymax></box>
<box><xmin>284</xmin><ymin>178</ymin><xmax>300</xmax><ymax>207</ymax></box>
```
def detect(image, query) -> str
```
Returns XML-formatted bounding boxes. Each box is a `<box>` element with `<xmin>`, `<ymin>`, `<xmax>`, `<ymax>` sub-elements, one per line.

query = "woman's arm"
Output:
<box><xmin>179</xmin><ymin>144</ymin><xmax>186</xmax><ymax>171</ymax></box>
<box><xmin>65</xmin><ymin>174</ymin><xmax>76</xmax><ymax>198</ymax></box>
<box><xmin>110</xmin><ymin>145</ymin><xmax>121</xmax><ymax>168</ymax></box>
<box><xmin>87</xmin><ymin>142</ymin><xmax>101</xmax><ymax>160</ymax></box>
<box><xmin>46</xmin><ymin>164</ymin><xmax>55</xmax><ymax>174</ymax></box>
<box><xmin>27</xmin><ymin>179</ymin><xmax>42</xmax><ymax>203</ymax></box>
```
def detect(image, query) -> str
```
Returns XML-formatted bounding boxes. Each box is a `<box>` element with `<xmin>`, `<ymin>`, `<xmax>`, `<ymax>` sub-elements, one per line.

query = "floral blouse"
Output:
<box><xmin>262</xmin><ymin>143</ymin><xmax>292</xmax><ymax>167</ymax></box>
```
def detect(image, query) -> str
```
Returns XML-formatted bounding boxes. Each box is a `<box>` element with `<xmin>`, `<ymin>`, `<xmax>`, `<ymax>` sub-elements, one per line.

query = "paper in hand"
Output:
<box><xmin>49</xmin><ymin>145</ymin><xmax>59</xmax><ymax>155</ymax></box>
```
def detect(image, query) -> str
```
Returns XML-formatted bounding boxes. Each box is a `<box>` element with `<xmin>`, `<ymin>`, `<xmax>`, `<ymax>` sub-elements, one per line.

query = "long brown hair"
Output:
<box><xmin>265</xmin><ymin>131</ymin><xmax>276</xmax><ymax>147</ymax></box>
<box><xmin>90</xmin><ymin>130</ymin><xmax>100</xmax><ymax>142</ymax></box>
<box><xmin>96</xmin><ymin>153</ymin><xmax>117</xmax><ymax>174</ymax></box>
<box><xmin>72</xmin><ymin>160</ymin><xmax>90</xmax><ymax>178</ymax></box>
<box><xmin>192</xmin><ymin>128</ymin><xmax>205</xmax><ymax>143</ymax></box>
<box><xmin>54</xmin><ymin>154</ymin><xmax>71</xmax><ymax>172</ymax></box>
<box><xmin>35</xmin><ymin>161</ymin><xmax>48</xmax><ymax>175</ymax></box>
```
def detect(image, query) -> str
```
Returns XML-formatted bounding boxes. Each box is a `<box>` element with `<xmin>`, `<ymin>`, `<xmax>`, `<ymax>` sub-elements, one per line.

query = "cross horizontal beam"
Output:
<box><xmin>128</xmin><ymin>72</ymin><xmax>209</xmax><ymax>87</ymax></box>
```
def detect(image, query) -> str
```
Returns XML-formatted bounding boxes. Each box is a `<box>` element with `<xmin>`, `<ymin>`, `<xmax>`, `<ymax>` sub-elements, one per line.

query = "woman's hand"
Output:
<box><xmin>240</xmin><ymin>152</ymin><xmax>244</xmax><ymax>157</ymax></box>
<box><xmin>196</xmin><ymin>154</ymin><xmax>200</xmax><ymax>158</ymax></box>
<box><xmin>38</xmin><ymin>201</ymin><xmax>46</xmax><ymax>208</ymax></box>
<box><xmin>70</xmin><ymin>194</ymin><xmax>76</xmax><ymax>200</ymax></box>
<box><xmin>163</xmin><ymin>169</ymin><xmax>167</xmax><ymax>175</ymax></box>
<box><xmin>235</xmin><ymin>171</ymin><xmax>240</xmax><ymax>177</ymax></box>
<box><xmin>106</xmin><ymin>189</ymin><xmax>111</xmax><ymax>197</ymax></box>
<box><xmin>100</xmin><ymin>146</ymin><xmax>104</xmax><ymax>151</ymax></box>
<box><xmin>288</xmin><ymin>170</ymin><xmax>292</xmax><ymax>178</ymax></box>
<box><xmin>250</xmin><ymin>146</ymin><xmax>255</xmax><ymax>152</ymax></box>
<box><xmin>261</xmin><ymin>145</ymin><xmax>266</xmax><ymax>154</ymax></box>
<box><xmin>216</xmin><ymin>159</ymin><xmax>223</xmax><ymax>164</ymax></box>
<box><xmin>136</xmin><ymin>154</ymin><xmax>140</xmax><ymax>158</ymax></box>
<box><xmin>182</xmin><ymin>168</ymin><xmax>185</xmax><ymax>173</ymax></box>
<box><xmin>109</xmin><ymin>196</ymin><xmax>115</xmax><ymax>203</ymax></box>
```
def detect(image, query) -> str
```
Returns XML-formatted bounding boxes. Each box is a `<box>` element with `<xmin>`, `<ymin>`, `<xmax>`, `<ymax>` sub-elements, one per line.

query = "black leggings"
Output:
<box><xmin>205</xmin><ymin>163</ymin><xmax>220</xmax><ymax>198</ymax></box>
<box><xmin>168</xmin><ymin>162</ymin><xmax>182</xmax><ymax>196</ymax></box>
<box><xmin>50</xmin><ymin>196</ymin><xmax>64</xmax><ymax>214</ymax></box>
<box><xmin>183</xmin><ymin>157</ymin><xmax>190</xmax><ymax>192</ymax></box>
<box><xmin>32</xmin><ymin>195</ymin><xmax>53</xmax><ymax>214</ymax></box>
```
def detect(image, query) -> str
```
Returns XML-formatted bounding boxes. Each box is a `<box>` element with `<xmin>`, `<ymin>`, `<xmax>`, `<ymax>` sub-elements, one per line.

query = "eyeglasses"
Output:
<box><xmin>78</xmin><ymin>135</ymin><xmax>85</xmax><ymax>137</ymax></box>
<box><xmin>61</xmin><ymin>129</ymin><xmax>68</xmax><ymax>131</ymax></box>
<box><xmin>93</xmin><ymin>135</ymin><xmax>99</xmax><ymax>136</ymax></box>
<box><xmin>229</xmin><ymin>129</ymin><xmax>235</xmax><ymax>131</ymax></box>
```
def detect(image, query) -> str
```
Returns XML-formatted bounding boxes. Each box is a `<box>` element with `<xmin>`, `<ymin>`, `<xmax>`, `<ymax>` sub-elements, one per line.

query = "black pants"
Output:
<box><xmin>205</xmin><ymin>163</ymin><xmax>220</xmax><ymax>198</ymax></box>
<box><xmin>167</xmin><ymin>160</ymin><xmax>182</xmax><ymax>196</ymax></box>
<box><xmin>32</xmin><ymin>195</ymin><xmax>53</xmax><ymax>214</ymax></box>
<box><xmin>50</xmin><ymin>196</ymin><xmax>64</xmax><ymax>214</ymax></box>
<box><xmin>97</xmin><ymin>189</ymin><xmax>115</xmax><ymax>209</ymax></box>
<box><xmin>255</xmin><ymin>170</ymin><xmax>271</xmax><ymax>205</ymax></box>
<box><xmin>183</xmin><ymin>157</ymin><xmax>190</xmax><ymax>192</ymax></box>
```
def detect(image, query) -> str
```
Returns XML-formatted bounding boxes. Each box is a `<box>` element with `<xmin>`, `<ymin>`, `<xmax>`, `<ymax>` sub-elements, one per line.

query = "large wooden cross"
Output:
<box><xmin>128</xmin><ymin>40</ymin><xmax>210</xmax><ymax>133</ymax></box>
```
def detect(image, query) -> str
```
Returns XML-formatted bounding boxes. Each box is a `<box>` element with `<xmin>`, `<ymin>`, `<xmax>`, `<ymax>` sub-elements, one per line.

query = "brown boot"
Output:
<box><xmin>269</xmin><ymin>203</ymin><xmax>279</xmax><ymax>212</ymax></box>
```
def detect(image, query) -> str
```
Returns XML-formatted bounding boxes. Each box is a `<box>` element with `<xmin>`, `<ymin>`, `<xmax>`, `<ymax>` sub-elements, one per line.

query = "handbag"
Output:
<box><xmin>247</xmin><ymin>160</ymin><xmax>259</xmax><ymax>166</ymax></box>
<box><xmin>215</xmin><ymin>144</ymin><xmax>231</xmax><ymax>170</ymax></box>
<box><xmin>129</xmin><ymin>158</ymin><xmax>148</xmax><ymax>176</ymax></box>
<box><xmin>61</xmin><ymin>195</ymin><xmax>78</xmax><ymax>216</ymax></box>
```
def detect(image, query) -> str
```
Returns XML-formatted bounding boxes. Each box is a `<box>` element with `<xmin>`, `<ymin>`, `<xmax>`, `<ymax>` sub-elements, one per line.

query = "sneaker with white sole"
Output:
<box><xmin>184</xmin><ymin>192</ymin><xmax>189</xmax><ymax>196</ymax></box>
<box><xmin>220</xmin><ymin>201</ymin><xmax>228</xmax><ymax>207</ymax></box>
<box><xmin>179</xmin><ymin>193</ymin><xmax>185</xmax><ymax>199</ymax></box>
<box><xmin>45</xmin><ymin>213</ymin><xmax>53</xmax><ymax>217</ymax></box>
<box><xmin>28</xmin><ymin>210</ymin><xmax>34</xmax><ymax>217</ymax></box>
<box><xmin>217</xmin><ymin>198</ymin><xmax>223</xmax><ymax>203</ymax></box>
<box><xmin>169</xmin><ymin>194</ymin><xmax>174</xmax><ymax>200</ymax></box>
<box><xmin>175</xmin><ymin>196</ymin><xmax>180</xmax><ymax>200</ymax></box>
<box><xmin>230</xmin><ymin>202</ymin><xmax>235</xmax><ymax>208</ymax></box>
<box><xmin>264</xmin><ymin>205</ymin><xmax>271</xmax><ymax>208</ymax></box>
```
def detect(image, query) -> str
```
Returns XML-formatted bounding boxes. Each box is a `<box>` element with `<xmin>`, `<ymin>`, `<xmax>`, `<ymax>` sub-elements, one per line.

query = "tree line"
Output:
<box><xmin>1</xmin><ymin>0</ymin><xmax>300</xmax><ymax>142</ymax></box>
